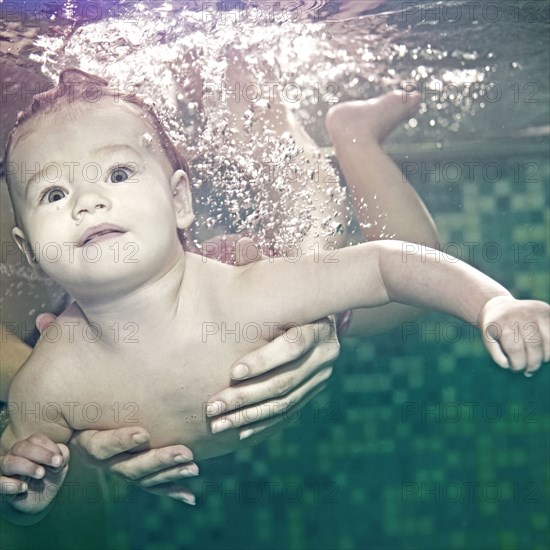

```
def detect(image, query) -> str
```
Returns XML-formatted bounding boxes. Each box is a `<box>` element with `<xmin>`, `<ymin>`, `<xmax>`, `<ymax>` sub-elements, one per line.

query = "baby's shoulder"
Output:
<box><xmin>9</xmin><ymin>340</ymin><xmax>68</xmax><ymax>408</ymax></box>
<box><xmin>16</xmin><ymin>303</ymin><xmax>90</xmax><ymax>388</ymax></box>
<box><xmin>184</xmin><ymin>253</ymin><xmax>242</xmax><ymax>311</ymax></box>
<box><xmin>37</xmin><ymin>302</ymin><xmax>89</xmax><ymax>349</ymax></box>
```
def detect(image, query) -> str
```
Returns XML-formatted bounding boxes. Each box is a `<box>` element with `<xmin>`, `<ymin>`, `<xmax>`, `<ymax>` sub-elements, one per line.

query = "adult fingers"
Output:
<box><xmin>107</xmin><ymin>446</ymin><xmax>196</xmax><ymax>482</ymax></box>
<box><xmin>235</xmin><ymin>237</ymin><xmax>265</xmax><ymax>265</ymax></box>
<box><xmin>137</xmin><ymin>462</ymin><xmax>199</xmax><ymax>488</ymax></box>
<box><xmin>207</xmin><ymin>341</ymin><xmax>336</xmax><ymax>417</ymax></box>
<box><xmin>238</xmin><ymin>380</ymin><xmax>330</xmax><ymax>441</ymax></box>
<box><xmin>144</xmin><ymin>482</ymin><xmax>196</xmax><ymax>505</ymax></box>
<box><xmin>201</xmin><ymin>235</ymin><xmax>249</xmax><ymax>264</ymax></box>
<box><xmin>35</xmin><ymin>313</ymin><xmax>58</xmax><ymax>334</ymax></box>
<box><xmin>210</xmin><ymin>367</ymin><xmax>333</xmax><ymax>434</ymax></box>
<box><xmin>226</xmin><ymin>317</ymin><xmax>338</xmax><ymax>381</ymax></box>
<box><xmin>71</xmin><ymin>427</ymin><xmax>153</xmax><ymax>462</ymax></box>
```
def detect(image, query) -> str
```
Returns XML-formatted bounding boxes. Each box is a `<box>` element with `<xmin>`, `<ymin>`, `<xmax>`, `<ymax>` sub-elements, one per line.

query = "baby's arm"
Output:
<box><xmin>237</xmin><ymin>241</ymin><xmax>549</xmax><ymax>372</ymax></box>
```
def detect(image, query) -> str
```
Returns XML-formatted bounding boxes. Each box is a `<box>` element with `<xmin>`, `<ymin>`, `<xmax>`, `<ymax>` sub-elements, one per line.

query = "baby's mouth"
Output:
<box><xmin>78</xmin><ymin>224</ymin><xmax>127</xmax><ymax>247</ymax></box>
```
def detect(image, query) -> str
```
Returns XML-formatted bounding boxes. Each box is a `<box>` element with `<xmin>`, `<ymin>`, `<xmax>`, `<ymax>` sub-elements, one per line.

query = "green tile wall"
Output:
<box><xmin>112</xmin><ymin>154</ymin><xmax>550</xmax><ymax>549</ymax></box>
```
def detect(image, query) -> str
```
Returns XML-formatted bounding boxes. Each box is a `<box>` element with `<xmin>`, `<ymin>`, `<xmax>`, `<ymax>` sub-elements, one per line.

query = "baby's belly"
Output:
<box><xmin>141</xmin><ymin>407</ymin><xmax>277</xmax><ymax>461</ymax></box>
<box><xmin>75</xmin><ymin>342</ymin><xmax>282</xmax><ymax>460</ymax></box>
<box><xmin>141</xmin><ymin>363</ymin><xmax>282</xmax><ymax>460</ymax></box>
<box><xmin>136</xmin><ymin>394</ymin><xmax>245</xmax><ymax>460</ymax></box>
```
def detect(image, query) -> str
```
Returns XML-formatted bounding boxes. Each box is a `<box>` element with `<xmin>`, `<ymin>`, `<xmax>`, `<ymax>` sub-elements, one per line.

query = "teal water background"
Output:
<box><xmin>109</xmin><ymin>148</ymin><xmax>549</xmax><ymax>550</ymax></box>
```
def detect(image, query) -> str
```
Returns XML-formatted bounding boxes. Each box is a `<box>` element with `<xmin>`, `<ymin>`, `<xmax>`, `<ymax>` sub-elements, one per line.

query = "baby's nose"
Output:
<box><xmin>71</xmin><ymin>189</ymin><xmax>111</xmax><ymax>220</ymax></box>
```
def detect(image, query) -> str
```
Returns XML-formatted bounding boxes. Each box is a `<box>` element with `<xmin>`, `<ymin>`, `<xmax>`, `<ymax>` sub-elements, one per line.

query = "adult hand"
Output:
<box><xmin>204</xmin><ymin>237</ymin><xmax>340</xmax><ymax>439</ymax></box>
<box><xmin>35</xmin><ymin>314</ymin><xmax>198</xmax><ymax>505</ymax></box>
<box><xmin>71</xmin><ymin>428</ymin><xmax>197</xmax><ymax>505</ymax></box>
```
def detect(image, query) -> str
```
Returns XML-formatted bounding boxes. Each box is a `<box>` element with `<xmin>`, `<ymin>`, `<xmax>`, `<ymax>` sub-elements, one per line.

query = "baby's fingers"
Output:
<box><xmin>9</xmin><ymin>435</ymin><xmax>64</xmax><ymax>468</ymax></box>
<box><xmin>500</xmin><ymin>331</ymin><xmax>528</xmax><ymax>371</ymax></box>
<box><xmin>539</xmin><ymin>318</ymin><xmax>550</xmax><ymax>362</ymax></box>
<box><xmin>523</xmin><ymin>320</ymin><xmax>549</xmax><ymax>375</ymax></box>
<box><xmin>0</xmin><ymin>454</ymin><xmax>48</xmax><ymax>480</ymax></box>
<box><xmin>482</xmin><ymin>332</ymin><xmax>510</xmax><ymax>369</ymax></box>
<box><xmin>524</xmin><ymin>336</ymin><xmax>543</xmax><ymax>375</ymax></box>
<box><xmin>51</xmin><ymin>444</ymin><xmax>70</xmax><ymax>473</ymax></box>
<box><xmin>0</xmin><ymin>476</ymin><xmax>28</xmax><ymax>495</ymax></box>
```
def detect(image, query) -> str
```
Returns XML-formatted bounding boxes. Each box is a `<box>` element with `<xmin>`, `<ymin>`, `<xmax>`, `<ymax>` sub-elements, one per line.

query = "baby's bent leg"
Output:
<box><xmin>325</xmin><ymin>91</ymin><xmax>439</xmax><ymax>247</ymax></box>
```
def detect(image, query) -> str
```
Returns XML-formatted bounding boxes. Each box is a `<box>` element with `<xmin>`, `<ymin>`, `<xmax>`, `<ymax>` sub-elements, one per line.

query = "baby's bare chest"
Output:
<box><xmin>63</xmin><ymin>326</ymin><xmax>268</xmax><ymax>457</ymax></box>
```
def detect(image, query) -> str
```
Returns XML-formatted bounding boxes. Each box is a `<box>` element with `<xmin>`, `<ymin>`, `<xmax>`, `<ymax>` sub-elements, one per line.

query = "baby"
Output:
<box><xmin>1</xmin><ymin>70</ymin><xmax>548</xmax><ymax>521</ymax></box>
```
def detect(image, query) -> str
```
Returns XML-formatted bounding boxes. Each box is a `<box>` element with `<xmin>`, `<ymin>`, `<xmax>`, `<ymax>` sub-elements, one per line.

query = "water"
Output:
<box><xmin>1</xmin><ymin>1</ymin><xmax>549</xmax><ymax>549</ymax></box>
<box><xmin>5</xmin><ymin>0</ymin><xmax>549</xmax><ymax>248</ymax></box>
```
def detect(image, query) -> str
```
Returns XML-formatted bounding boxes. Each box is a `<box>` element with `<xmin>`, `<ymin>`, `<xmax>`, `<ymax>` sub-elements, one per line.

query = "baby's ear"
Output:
<box><xmin>12</xmin><ymin>227</ymin><xmax>48</xmax><ymax>279</ymax></box>
<box><xmin>170</xmin><ymin>170</ymin><xmax>195</xmax><ymax>229</ymax></box>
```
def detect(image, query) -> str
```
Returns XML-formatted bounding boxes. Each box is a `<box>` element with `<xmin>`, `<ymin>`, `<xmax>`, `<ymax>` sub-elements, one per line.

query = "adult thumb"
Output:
<box><xmin>235</xmin><ymin>237</ymin><xmax>265</xmax><ymax>266</ymax></box>
<box><xmin>36</xmin><ymin>313</ymin><xmax>58</xmax><ymax>334</ymax></box>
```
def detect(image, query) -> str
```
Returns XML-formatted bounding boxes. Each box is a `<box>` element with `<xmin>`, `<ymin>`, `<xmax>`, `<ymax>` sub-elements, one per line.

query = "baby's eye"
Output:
<box><xmin>42</xmin><ymin>188</ymin><xmax>67</xmax><ymax>203</ymax></box>
<box><xmin>109</xmin><ymin>166</ymin><xmax>133</xmax><ymax>184</ymax></box>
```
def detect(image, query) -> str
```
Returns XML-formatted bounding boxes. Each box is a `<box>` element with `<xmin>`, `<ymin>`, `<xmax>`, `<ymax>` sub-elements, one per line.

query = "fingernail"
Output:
<box><xmin>35</xmin><ymin>466</ymin><xmax>45</xmax><ymax>478</ymax></box>
<box><xmin>173</xmin><ymin>453</ymin><xmax>193</xmax><ymax>463</ymax></box>
<box><xmin>51</xmin><ymin>455</ymin><xmax>62</xmax><ymax>467</ymax></box>
<box><xmin>180</xmin><ymin>464</ymin><xmax>199</xmax><ymax>477</ymax></box>
<box><xmin>240</xmin><ymin>429</ymin><xmax>254</xmax><ymax>440</ymax></box>
<box><xmin>182</xmin><ymin>495</ymin><xmax>196</xmax><ymax>506</ymax></box>
<box><xmin>132</xmin><ymin>433</ymin><xmax>149</xmax><ymax>445</ymax></box>
<box><xmin>206</xmin><ymin>401</ymin><xmax>226</xmax><ymax>416</ymax></box>
<box><xmin>21</xmin><ymin>482</ymin><xmax>28</xmax><ymax>492</ymax></box>
<box><xmin>211</xmin><ymin>418</ymin><xmax>232</xmax><ymax>433</ymax></box>
<box><xmin>231</xmin><ymin>363</ymin><xmax>249</xmax><ymax>379</ymax></box>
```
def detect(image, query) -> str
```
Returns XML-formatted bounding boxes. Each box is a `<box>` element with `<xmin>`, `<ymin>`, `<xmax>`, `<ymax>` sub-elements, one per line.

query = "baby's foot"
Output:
<box><xmin>325</xmin><ymin>90</ymin><xmax>421</xmax><ymax>146</ymax></box>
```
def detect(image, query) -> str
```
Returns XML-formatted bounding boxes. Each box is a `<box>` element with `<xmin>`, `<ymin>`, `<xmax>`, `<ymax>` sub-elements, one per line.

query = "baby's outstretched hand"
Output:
<box><xmin>478</xmin><ymin>296</ymin><xmax>550</xmax><ymax>375</ymax></box>
<box><xmin>0</xmin><ymin>433</ymin><xmax>69</xmax><ymax>515</ymax></box>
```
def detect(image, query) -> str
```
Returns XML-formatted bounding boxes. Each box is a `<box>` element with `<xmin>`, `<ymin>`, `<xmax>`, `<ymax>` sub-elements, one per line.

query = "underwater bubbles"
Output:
<box><xmin>26</xmin><ymin>2</ymin><xmax>549</xmax><ymax>247</ymax></box>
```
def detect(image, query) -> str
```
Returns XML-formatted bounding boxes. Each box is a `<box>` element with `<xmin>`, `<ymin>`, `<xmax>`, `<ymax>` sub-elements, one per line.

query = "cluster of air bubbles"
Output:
<box><xmin>0</xmin><ymin>264</ymin><xmax>67</xmax><ymax>313</ymax></box>
<box><xmin>32</xmin><ymin>10</ymin><xmax>355</xmax><ymax>252</ymax></box>
<box><xmin>27</xmin><ymin>2</ymin><xmax>530</xmax><ymax>248</ymax></box>
<box><xmin>0</xmin><ymin>264</ymin><xmax>43</xmax><ymax>283</ymax></box>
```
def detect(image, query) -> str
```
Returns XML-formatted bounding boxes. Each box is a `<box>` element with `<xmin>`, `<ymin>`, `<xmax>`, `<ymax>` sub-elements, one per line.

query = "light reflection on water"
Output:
<box><xmin>1</xmin><ymin>0</ymin><xmax>548</xmax><ymax>277</ymax></box>
<box><xmin>18</xmin><ymin>0</ymin><xmax>549</xmax><ymax>141</ymax></box>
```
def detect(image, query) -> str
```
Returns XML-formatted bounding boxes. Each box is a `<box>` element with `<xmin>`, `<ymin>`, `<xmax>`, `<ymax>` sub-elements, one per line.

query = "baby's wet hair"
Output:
<box><xmin>4</xmin><ymin>68</ymin><xmax>190</xmax><ymax>186</ymax></box>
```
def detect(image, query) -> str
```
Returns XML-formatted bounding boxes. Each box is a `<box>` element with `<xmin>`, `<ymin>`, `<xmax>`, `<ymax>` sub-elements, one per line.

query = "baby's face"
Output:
<box><xmin>9</xmin><ymin>100</ymin><xmax>190</xmax><ymax>297</ymax></box>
